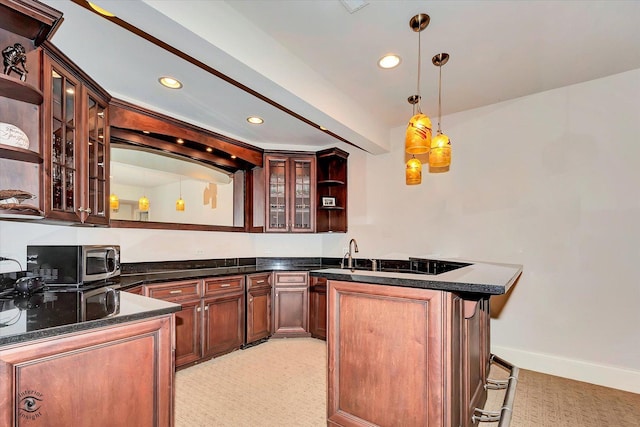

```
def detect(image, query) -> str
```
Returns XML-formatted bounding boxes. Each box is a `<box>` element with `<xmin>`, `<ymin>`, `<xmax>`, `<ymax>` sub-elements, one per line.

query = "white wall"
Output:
<box><xmin>1</xmin><ymin>69</ymin><xmax>639</xmax><ymax>392</ymax></box>
<box><xmin>343</xmin><ymin>68</ymin><xmax>640</xmax><ymax>393</ymax></box>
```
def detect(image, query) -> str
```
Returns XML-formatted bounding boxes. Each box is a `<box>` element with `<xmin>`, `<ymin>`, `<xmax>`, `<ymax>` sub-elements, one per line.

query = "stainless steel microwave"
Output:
<box><xmin>27</xmin><ymin>245</ymin><xmax>121</xmax><ymax>286</ymax></box>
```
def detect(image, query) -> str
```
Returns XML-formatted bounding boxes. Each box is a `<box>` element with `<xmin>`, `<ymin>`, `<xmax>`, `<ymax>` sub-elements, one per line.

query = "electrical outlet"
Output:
<box><xmin>195</xmin><ymin>249</ymin><xmax>205</xmax><ymax>255</ymax></box>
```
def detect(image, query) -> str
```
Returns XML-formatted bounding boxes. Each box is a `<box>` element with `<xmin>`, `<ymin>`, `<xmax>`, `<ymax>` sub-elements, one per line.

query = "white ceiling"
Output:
<box><xmin>42</xmin><ymin>0</ymin><xmax>640</xmax><ymax>155</ymax></box>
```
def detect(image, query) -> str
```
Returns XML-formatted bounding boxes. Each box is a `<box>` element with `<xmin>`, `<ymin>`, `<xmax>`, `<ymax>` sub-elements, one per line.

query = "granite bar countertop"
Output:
<box><xmin>309</xmin><ymin>260</ymin><xmax>523</xmax><ymax>295</ymax></box>
<box><xmin>0</xmin><ymin>291</ymin><xmax>180</xmax><ymax>347</ymax></box>
<box><xmin>119</xmin><ymin>257</ymin><xmax>343</xmax><ymax>289</ymax></box>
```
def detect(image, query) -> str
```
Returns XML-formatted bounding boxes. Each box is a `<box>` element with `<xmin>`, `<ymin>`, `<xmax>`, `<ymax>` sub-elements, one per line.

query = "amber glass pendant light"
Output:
<box><xmin>138</xmin><ymin>195</ymin><xmax>149</xmax><ymax>212</ymax></box>
<box><xmin>406</xmin><ymin>155</ymin><xmax>422</xmax><ymax>185</ymax></box>
<box><xmin>109</xmin><ymin>193</ymin><xmax>119</xmax><ymax>210</ymax></box>
<box><xmin>430</xmin><ymin>53</ymin><xmax>452</xmax><ymax>169</ymax></box>
<box><xmin>405</xmin><ymin>13</ymin><xmax>432</xmax><ymax>156</ymax></box>
<box><xmin>176</xmin><ymin>178</ymin><xmax>185</xmax><ymax>211</ymax></box>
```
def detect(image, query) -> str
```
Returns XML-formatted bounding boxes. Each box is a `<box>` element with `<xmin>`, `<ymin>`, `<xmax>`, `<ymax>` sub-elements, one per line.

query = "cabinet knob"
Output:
<box><xmin>249</xmin><ymin>298</ymin><xmax>253</xmax><ymax>303</ymax></box>
<box><xmin>197</xmin><ymin>306</ymin><xmax>201</xmax><ymax>312</ymax></box>
<box><xmin>205</xmin><ymin>306</ymin><xmax>209</xmax><ymax>311</ymax></box>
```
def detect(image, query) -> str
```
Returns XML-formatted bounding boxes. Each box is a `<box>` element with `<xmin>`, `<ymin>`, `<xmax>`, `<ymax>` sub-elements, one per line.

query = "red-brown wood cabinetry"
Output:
<box><xmin>40</xmin><ymin>43</ymin><xmax>110</xmax><ymax>225</ymax></box>
<box><xmin>264</xmin><ymin>153</ymin><xmax>316</xmax><ymax>233</ymax></box>
<box><xmin>245</xmin><ymin>272</ymin><xmax>272</xmax><ymax>345</ymax></box>
<box><xmin>327</xmin><ymin>280</ymin><xmax>490</xmax><ymax>427</ymax></box>
<box><xmin>272</xmin><ymin>271</ymin><xmax>310</xmax><ymax>338</ymax></box>
<box><xmin>202</xmin><ymin>276</ymin><xmax>245</xmax><ymax>358</ymax></box>
<box><xmin>308</xmin><ymin>276</ymin><xmax>327</xmax><ymax>340</ymax></box>
<box><xmin>0</xmin><ymin>315</ymin><xmax>175</xmax><ymax>427</ymax></box>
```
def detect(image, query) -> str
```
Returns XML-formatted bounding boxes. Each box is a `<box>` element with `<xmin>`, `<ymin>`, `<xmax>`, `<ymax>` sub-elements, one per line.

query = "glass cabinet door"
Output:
<box><xmin>291</xmin><ymin>158</ymin><xmax>314</xmax><ymax>232</ymax></box>
<box><xmin>264</xmin><ymin>154</ymin><xmax>315</xmax><ymax>233</ymax></box>
<box><xmin>86</xmin><ymin>92</ymin><xmax>108</xmax><ymax>219</ymax></box>
<box><xmin>50</xmin><ymin>67</ymin><xmax>78</xmax><ymax>215</ymax></box>
<box><xmin>267</xmin><ymin>157</ymin><xmax>288</xmax><ymax>231</ymax></box>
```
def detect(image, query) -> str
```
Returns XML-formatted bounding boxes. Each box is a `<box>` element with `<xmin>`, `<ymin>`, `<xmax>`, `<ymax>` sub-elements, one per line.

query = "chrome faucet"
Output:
<box><xmin>344</xmin><ymin>238</ymin><xmax>359</xmax><ymax>269</ymax></box>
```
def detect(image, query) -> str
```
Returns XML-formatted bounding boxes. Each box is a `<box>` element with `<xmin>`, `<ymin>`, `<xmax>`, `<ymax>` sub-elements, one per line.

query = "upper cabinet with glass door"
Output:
<box><xmin>264</xmin><ymin>153</ymin><xmax>316</xmax><ymax>233</ymax></box>
<box><xmin>41</xmin><ymin>42</ymin><xmax>111</xmax><ymax>225</ymax></box>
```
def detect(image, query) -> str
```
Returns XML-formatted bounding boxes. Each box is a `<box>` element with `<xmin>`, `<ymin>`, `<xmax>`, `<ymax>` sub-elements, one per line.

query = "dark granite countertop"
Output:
<box><xmin>309</xmin><ymin>260</ymin><xmax>523</xmax><ymax>295</ymax></box>
<box><xmin>0</xmin><ymin>290</ymin><xmax>180</xmax><ymax>347</ymax></box>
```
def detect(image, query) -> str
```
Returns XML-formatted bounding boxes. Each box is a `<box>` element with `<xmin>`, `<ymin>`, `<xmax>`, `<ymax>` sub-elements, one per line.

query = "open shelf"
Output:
<box><xmin>0</xmin><ymin>143</ymin><xmax>43</xmax><ymax>163</ymax></box>
<box><xmin>0</xmin><ymin>73</ymin><xmax>44</xmax><ymax>104</ymax></box>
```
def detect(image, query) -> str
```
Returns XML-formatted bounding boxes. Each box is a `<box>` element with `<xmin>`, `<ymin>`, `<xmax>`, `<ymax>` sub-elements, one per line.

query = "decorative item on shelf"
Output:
<box><xmin>430</xmin><ymin>53</ymin><xmax>452</xmax><ymax>169</ymax></box>
<box><xmin>176</xmin><ymin>178</ymin><xmax>185</xmax><ymax>211</ymax></box>
<box><xmin>406</xmin><ymin>156</ymin><xmax>422</xmax><ymax>185</ymax></box>
<box><xmin>138</xmin><ymin>195</ymin><xmax>149</xmax><ymax>212</ymax></box>
<box><xmin>0</xmin><ymin>122</ymin><xmax>30</xmax><ymax>149</ymax></box>
<box><xmin>109</xmin><ymin>193</ymin><xmax>119</xmax><ymax>211</ymax></box>
<box><xmin>405</xmin><ymin>13</ymin><xmax>432</xmax><ymax>156</ymax></box>
<box><xmin>322</xmin><ymin>196</ymin><xmax>336</xmax><ymax>207</ymax></box>
<box><xmin>0</xmin><ymin>189</ymin><xmax>41</xmax><ymax>216</ymax></box>
<box><xmin>2</xmin><ymin>43</ymin><xmax>28</xmax><ymax>81</ymax></box>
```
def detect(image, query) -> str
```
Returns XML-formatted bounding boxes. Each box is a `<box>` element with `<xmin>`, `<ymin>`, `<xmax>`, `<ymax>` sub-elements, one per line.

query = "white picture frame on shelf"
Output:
<box><xmin>322</xmin><ymin>196</ymin><xmax>336</xmax><ymax>207</ymax></box>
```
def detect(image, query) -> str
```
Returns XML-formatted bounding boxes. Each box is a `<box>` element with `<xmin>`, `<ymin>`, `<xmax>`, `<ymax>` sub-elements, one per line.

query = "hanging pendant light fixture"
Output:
<box><xmin>109</xmin><ymin>193</ymin><xmax>119</xmax><ymax>211</ymax></box>
<box><xmin>430</xmin><ymin>53</ymin><xmax>452</xmax><ymax>169</ymax></box>
<box><xmin>405</xmin><ymin>13</ymin><xmax>432</xmax><ymax>155</ymax></box>
<box><xmin>176</xmin><ymin>178</ymin><xmax>185</xmax><ymax>211</ymax></box>
<box><xmin>406</xmin><ymin>155</ymin><xmax>422</xmax><ymax>185</ymax></box>
<box><xmin>138</xmin><ymin>195</ymin><xmax>149</xmax><ymax>212</ymax></box>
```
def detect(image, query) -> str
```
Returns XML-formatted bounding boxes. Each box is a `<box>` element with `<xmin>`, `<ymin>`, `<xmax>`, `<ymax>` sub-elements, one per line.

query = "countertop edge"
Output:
<box><xmin>0</xmin><ymin>293</ymin><xmax>181</xmax><ymax>347</ymax></box>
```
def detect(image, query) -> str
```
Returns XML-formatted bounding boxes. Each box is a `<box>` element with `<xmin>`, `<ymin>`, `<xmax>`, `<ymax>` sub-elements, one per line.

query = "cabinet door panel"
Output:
<box><xmin>246</xmin><ymin>287</ymin><xmax>272</xmax><ymax>343</ymax></box>
<box><xmin>0</xmin><ymin>317</ymin><xmax>174</xmax><ymax>427</ymax></box>
<box><xmin>264</xmin><ymin>154</ymin><xmax>316</xmax><ymax>233</ymax></box>
<box><xmin>203</xmin><ymin>293</ymin><xmax>244</xmax><ymax>358</ymax></box>
<box><xmin>174</xmin><ymin>300</ymin><xmax>202</xmax><ymax>367</ymax></box>
<box><xmin>273</xmin><ymin>286</ymin><xmax>309</xmax><ymax>337</ymax></box>
<box><xmin>327</xmin><ymin>281</ymin><xmax>448</xmax><ymax>427</ymax></box>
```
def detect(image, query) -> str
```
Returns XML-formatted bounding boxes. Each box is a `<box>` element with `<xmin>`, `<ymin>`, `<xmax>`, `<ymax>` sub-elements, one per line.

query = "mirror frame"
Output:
<box><xmin>108</xmin><ymin>98</ymin><xmax>264</xmax><ymax>232</ymax></box>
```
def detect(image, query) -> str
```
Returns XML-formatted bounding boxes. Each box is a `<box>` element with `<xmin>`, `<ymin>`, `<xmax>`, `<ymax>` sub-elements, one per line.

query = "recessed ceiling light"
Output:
<box><xmin>177</xmin><ymin>138</ymin><xmax>184</xmax><ymax>144</ymax></box>
<box><xmin>142</xmin><ymin>130</ymin><xmax>150</xmax><ymax>134</ymax></box>
<box><xmin>319</xmin><ymin>125</ymin><xmax>328</xmax><ymax>131</ymax></box>
<box><xmin>158</xmin><ymin>76</ymin><xmax>183</xmax><ymax>89</ymax></box>
<box><xmin>206</xmin><ymin>147</ymin><xmax>213</xmax><ymax>152</ymax></box>
<box><xmin>246</xmin><ymin>116</ymin><xmax>264</xmax><ymax>124</ymax></box>
<box><xmin>230</xmin><ymin>155</ymin><xmax>237</xmax><ymax>159</ymax></box>
<box><xmin>88</xmin><ymin>2</ymin><xmax>115</xmax><ymax>17</ymax></box>
<box><xmin>378</xmin><ymin>54</ymin><xmax>401</xmax><ymax>69</ymax></box>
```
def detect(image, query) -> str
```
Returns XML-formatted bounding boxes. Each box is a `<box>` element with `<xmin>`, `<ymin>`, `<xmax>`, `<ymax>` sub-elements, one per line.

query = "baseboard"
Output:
<box><xmin>491</xmin><ymin>345</ymin><xmax>640</xmax><ymax>394</ymax></box>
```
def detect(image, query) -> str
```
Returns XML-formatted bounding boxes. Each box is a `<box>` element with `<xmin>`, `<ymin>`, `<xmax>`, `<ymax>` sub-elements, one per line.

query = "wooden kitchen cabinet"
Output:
<box><xmin>316</xmin><ymin>147</ymin><xmax>348</xmax><ymax>233</ymax></box>
<box><xmin>327</xmin><ymin>280</ymin><xmax>489</xmax><ymax>427</ymax></box>
<box><xmin>0</xmin><ymin>2</ymin><xmax>61</xmax><ymax>219</ymax></box>
<box><xmin>0</xmin><ymin>315</ymin><xmax>175</xmax><ymax>427</ymax></box>
<box><xmin>202</xmin><ymin>276</ymin><xmax>245</xmax><ymax>359</ymax></box>
<box><xmin>245</xmin><ymin>272</ymin><xmax>272</xmax><ymax>345</ymax></box>
<box><xmin>308</xmin><ymin>276</ymin><xmax>327</xmax><ymax>340</ymax></box>
<box><xmin>145</xmin><ymin>279</ymin><xmax>202</xmax><ymax>368</ymax></box>
<box><xmin>272</xmin><ymin>271</ymin><xmax>310</xmax><ymax>338</ymax></box>
<box><xmin>40</xmin><ymin>43</ymin><xmax>110</xmax><ymax>225</ymax></box>
<box><xmin>264</xmin><ymin>152</ymin><xmax>316</xmax><ymax>232</ymax></box>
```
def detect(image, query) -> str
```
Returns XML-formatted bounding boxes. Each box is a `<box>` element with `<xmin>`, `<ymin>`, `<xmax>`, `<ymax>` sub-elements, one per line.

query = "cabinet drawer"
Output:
<box><xmin>146</xmin><ymin>280</ymin><xmax>201</xmax><ymax>301</ymax></box>
<box><xmin>274</xmin><ymin>272</ymin><xmax>308</xmax><ymax>286</ymax></box>
<box><xmin>247</xmin><ymin>273</ymin><xmax>271</xmax><ymax>290</ymax></box>
<box><xmin>203</xmin><ymin>276</ymin><xmax>244</xmax><ymax>295</ymax></box>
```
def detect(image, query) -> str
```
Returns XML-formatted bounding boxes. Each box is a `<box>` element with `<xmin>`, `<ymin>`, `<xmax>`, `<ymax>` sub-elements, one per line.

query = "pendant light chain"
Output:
<box><xmin>416</xmin><ymin>15</ymin><xmax>422</xmax><ymax>114</ymax></box>
<box><xmin>437</xmin><ymin>58</ymin><xmax>442</xmax><ymax>133</ymax></box>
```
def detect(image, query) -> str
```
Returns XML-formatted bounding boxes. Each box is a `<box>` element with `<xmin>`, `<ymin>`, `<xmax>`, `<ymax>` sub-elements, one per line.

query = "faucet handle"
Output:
<box><xmin>369</xmin><ymin>259</ymin><xmax>378</xmax><ymax>271</ymax></box>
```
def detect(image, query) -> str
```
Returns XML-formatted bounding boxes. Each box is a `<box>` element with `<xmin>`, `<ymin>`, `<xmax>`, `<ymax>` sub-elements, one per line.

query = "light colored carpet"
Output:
<box><xmin>175</xmin><ymin>338</ymin><xmax>640</xmax><ymax>426</ymax></box>
<box><xmin>175</xmin><ymin>338</ymin><xmax>326</xmax><ymax>426</ymax></box>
